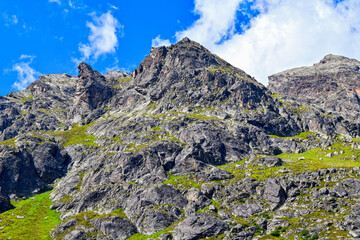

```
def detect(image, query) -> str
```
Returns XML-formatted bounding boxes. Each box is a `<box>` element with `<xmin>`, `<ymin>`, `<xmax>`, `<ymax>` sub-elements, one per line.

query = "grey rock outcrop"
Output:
<box><xmin>269</xmin><ymin>54</ymin><xmax>360</xmax><ymax>122</ymax></box>
<box><xmin>172</xmin><ymin>213</ymin><xmax>229</xmax><ymax>240</ymax></box>
<box><xmin>90</xmin><ymin>216</ymin><xmax>137</xmax><ymax>240</ymax></box>
<box><xmin>68</xmin><ymin>62</ymin><xmax>113</xmax><ymax>124</ymax></box>
<box><xmin>264</xmin><ymin>178</ymin><xmax>287</xmax><ymax>210</ymax></box>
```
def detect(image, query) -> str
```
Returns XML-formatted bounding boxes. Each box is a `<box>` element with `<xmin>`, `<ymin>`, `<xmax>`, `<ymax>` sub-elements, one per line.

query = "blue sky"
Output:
<box><xmin>0</xmin><ymin>0</ymin><xmax>196</xmax><ymax>95</ymax></box>
<box><xmin>1</xmin><ymin>0</ymin><xmax>360</xmax><ymax>96</ymax></box>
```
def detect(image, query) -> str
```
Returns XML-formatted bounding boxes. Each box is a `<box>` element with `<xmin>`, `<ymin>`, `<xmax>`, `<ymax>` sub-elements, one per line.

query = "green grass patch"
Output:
<box><xmin>55</xmin><ymin>208</ymin><xmax>129</xmax><ymax>239</ymax></box>
<box><xmin>125</xmin><ymin>142</ymin><xmax>151</xmax><ymax>152</ymax></box>
<box><xmin>271</xmin><ymin>94</ymin><xmax>284</xmax><ymax>104</ymax></box>
<box><xmin>162</xmin><ymin>172</ymin><xmax>202</xmax><ymax>190</ymax></box>
<box><xmin>275</xmin><ymin>141</ymin><xmax>360</xmax><ymax>173</ymax></box>
<box><xmin>0</xmin><ymin>191</ymin><xmax>61</xmax><ymax>240</ymax></box>
<box><xmin>21</xmin><ymin>95</ymin><xmax>34</xmax><ymax>103</ymax></box>
<box><xmin>50</xmin><ymin>123</ymin><xmax>98</xmax><ymax>147</ymax></box>
<box><xmin>269</xmin><ymin>131</ymin><xmax>314</xmax><ymax>139</ymax></box>
<box><xmin>118</xmin><ymin>76</ymin><xmax>132</xmax><ymax>84</ymax></box>
<box><xmin>154</xmin><ymin>111</ymin><xmax>224</xmax><ymax>122</ymax></box>
<box><xmin>217</xmin><ymin>139</ymin><xmax>360</xmax><ymax>181</ymax></box>
<box><xmin>0</xmin><ymin>137</ymin><xmax>17</xmax><ymax>148</ymax></box>
<box><xmin>58</xmin><ymin>195</ymin><xmax>73</xmax><ymax>203</ymax></box>
<box><xmin>38</xmin><ymin>108</ymin><xmax>50</xmax><ymax>114</ymax></box>
<box><xmin>184</xmin><ymin>112</ymin><xmax>223</xmax><ymax>122</ymax></box>
<box><xmin>110</xmin><ymin>136</ymin><xmax>123</xmax><ymax>143</ymax></box>
<box><xmin>218</xmin><ymin>159</ymin><xmax>246</xmax><ymax>174</ymax></box>
<box><xmin>208</xmin><ymin>67</ymin><xmax>231</xmax><ymax>74</ymax></box>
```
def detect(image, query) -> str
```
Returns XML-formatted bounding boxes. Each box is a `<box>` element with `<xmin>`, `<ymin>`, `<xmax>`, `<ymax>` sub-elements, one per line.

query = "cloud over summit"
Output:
<box><xmin>173</xmin><ymin>0</ymin><xmax>360</xmax><ymax>85</ymax></box>
<box><xmin>12</xmin><ymin>55</ymin><xmax>40</xmax><ymax>91</ymax></box>
<box><xmin>79</xmin><ymin>11</ymin><xmax>123</xmax><ymax>61</ymax></box>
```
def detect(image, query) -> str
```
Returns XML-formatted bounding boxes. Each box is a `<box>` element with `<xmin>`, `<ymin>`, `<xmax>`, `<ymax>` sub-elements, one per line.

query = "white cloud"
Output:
<box><xmin>79</xmin><ymin>11</ymin><xmax>123</xmax><ymax>61</ymax></box>
<box><xmin>68</xmin><ymin>0</ymin><xmax>74</xmax><ymax>8</ymax></box>
<box><xmin>12</xmin><ymin>56</ymin><xmax>40</xmax><ymax>90</ymax></box>
<box><xmin>19</xmin><ymin>54</ymin><xmax>34</xmax><ymax>60</ymax></box>
<box><xmin>104</xmin><ymin>57</ymin><xmax>130</xmax><ymax>73</ymax></box>
<box><xmin>12</xmin><ymin>15</ymin><xmax>18</xmax><ymax>24</ymax></box>
<box><xmin>152</xmin><ymin>35</ymin><xmax>171</xmax><ymax>47</ymax></box>
<box><xmin>3</xmin><ymin>14</ymin><xmax>19</xmax><ymax>26</ymax></box>
<box><xmin>174</xmin><ymin>0</ymin><xmax>360</xmax><ymax>85</ymax></box>
<box><xmin>49</xmin><ymin>0</ymin><xmax>61</xmax><ymax>5</ymax></box>
<box><xmin>176</xmin><ymin>0</ymin><xmax>242</xmax><ymax>46</ymax></box>
<box><xmin>109</xmin><ymin>4</ymin><xmax>118</xmax><ymax>10</ymax></box>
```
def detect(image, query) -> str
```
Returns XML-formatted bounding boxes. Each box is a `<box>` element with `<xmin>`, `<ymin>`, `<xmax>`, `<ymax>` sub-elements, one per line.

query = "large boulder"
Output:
<box><xmin>264</xmin><ymin>178</ymin><xmax>287</xmax><ymax>210</ymax></box>
<box><xmin>172</xmin><ymin>213</ymin><xmax>228</xmax><ymax>240</ymax></box>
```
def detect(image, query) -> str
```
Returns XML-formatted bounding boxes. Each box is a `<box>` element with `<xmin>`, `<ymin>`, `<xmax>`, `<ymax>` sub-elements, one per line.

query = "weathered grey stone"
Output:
<box><xmin>233</xmin><ymin>203</ymin><xmax>263</xmax><ymax>218</ymax></box>
<box><xmin>172</xmin><ymin>213</ymin><xmax>229</xmax><ymax>240</ymax></box>
<box><xmin>124</xmin><ymin>185</ymin><xmax>187</xmax><ymax>235</ymax></box>
<box><xmin>253</xmin><ymin>157</ymin><xmax>283</xmax><ymax>167</ymax></box>
<box><xmin>90</xmin><ymin>216</ymin><xmax>137</xmax><ymax>240</ymax></box>
<box><xmin>264</xmin><ymin>178</ymin><xmax>287</xmax><ymax>210</ymax></box>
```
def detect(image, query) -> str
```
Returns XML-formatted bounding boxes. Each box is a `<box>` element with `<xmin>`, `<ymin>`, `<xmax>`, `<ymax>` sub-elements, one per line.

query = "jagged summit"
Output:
<box><xmin>122</xmin><ymin>37</ymin><xmax>272</xmax><ymax>117</ymax></box>
<box><xmin>133</xmin><ymin>38</ymin><xmax>239</xmax><ymax>79</ymax></box>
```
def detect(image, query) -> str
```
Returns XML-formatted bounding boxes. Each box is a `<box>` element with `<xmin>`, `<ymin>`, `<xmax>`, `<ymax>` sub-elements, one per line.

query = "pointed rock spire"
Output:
<box><xmin>67</xmin><ymin>63</ymin><xmax>113</xmax><ymax>124</ymax></box>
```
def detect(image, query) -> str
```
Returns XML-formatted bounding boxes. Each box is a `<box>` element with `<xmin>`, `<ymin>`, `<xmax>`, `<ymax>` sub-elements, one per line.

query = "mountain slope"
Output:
<box><xmin>268</xmin><ymin>54</ymin><xmax>360</xmax><ymax>121</ymax></box>
<box><xmin>0</xmin><ymin>39</ymin><xmax>360</xmax><ymax>239</ymax></box>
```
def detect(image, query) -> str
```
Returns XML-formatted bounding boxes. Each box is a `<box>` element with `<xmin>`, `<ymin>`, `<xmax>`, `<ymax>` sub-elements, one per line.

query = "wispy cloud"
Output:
<box><xmin>104</xmin><ymin>57</ymin><xmax>130</xmax><ymax>73</ymax></box>
<box><xmin>78</xmin><ymin>11</ymin><xmax>123</xmax><ymax>61</ymax></box>
<box><xmin>152</xmin><ymin>35</ymin><xmax>171</xmax><ymax>47</ymax></box>
<box><xmin>3</xmin><ymin>14</ymin><xmax>19</xmax><ymax>27</ymax></box>
<box><xmin>49</xmin><ymin>0</ymin><xmax>61</xmax><ymax>5</ymax></box>
<box><xmin>108</xmin><ymin>4</ymin><xmax>118</xmax><ymax>10</ymax></box>
<box><xmin>19</xmin><ymin>54</ymin><xmax>34</xmax><ymax>60</ymax></box>
<box><xmin>11</xmin><ymin>55</ymin><xmax>40</xmax><ymax>90</ymax></box>
<box><xmin>172</xmin><ymin>0</ymin><xmax>360</xmax><ymax>85</ymax></box>
<box><xmin>176</xmin><ymin>0</ymin><xmax>241</xmax><ymax>46</ymax></box>
<box><xmin>68</xmin><ymin>0</ymin><xmax>75</xmax><ymax>8</ymax></box>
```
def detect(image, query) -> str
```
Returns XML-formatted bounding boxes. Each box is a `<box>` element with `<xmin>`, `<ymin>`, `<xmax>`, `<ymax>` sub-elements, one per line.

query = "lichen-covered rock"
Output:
<box><xmin>253</xmin><ymin>157</ymin><xmax>283</xmax><ymax>167</ymax></box>
<box><xmin>124</xmin><ymin>185</ymin><xmax>187</xmax><ymax>235</ymax></box>
<box><xmin>172</xmin><ymin>213</ymin><xmax>229</xmax><ymax>240</ymax></box>
<box><xmin>264</xmin><ymin>178</ymin><xmax>287</xmax><ymax>210</ymax></box>
<box><xmin>90</xmin><ymin>216</ymin><xmax>137</xmax><ymax>240</ymax></box>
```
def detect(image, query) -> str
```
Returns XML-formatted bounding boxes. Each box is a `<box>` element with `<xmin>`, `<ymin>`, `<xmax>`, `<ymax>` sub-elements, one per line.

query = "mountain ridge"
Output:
<box><xmin>269</xmin><ymin>54</ymin><xmax>360</xmax><ymax>122</ymax></box>
<box><xmin>0</xmin><ymin>39</ymin><xmax>360</xmax><ymax>239</ymax></box>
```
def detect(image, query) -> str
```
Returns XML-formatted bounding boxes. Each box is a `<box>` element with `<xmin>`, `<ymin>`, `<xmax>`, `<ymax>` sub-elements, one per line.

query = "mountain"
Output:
<box><xmin>0</xmin><ymin>39</ymin><xmax>360</xmax><ymax>239</ymax></box>
<box><xmin>269</xmin><ymin>54</ymin><xmax>360</xmax><ymax>121</ymax></box>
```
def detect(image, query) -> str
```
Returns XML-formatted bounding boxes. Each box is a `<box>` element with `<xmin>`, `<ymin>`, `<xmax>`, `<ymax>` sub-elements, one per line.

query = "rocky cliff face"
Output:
<box><xmin>268</xmin><ymin>54</ymin><xmax>360</xmax><ymax>121</ymax></box>
<box><xmin>1</xmin><ymin>39</ymin><xmax>360</xmax><ymax>239</ymax></box>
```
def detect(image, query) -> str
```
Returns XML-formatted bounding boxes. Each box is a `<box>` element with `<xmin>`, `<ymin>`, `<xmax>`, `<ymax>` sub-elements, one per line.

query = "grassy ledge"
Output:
<box><xmin>0</xmin><ymin>191</ymin><xmax>61</xmax><ymax>240</ymax></box>
<box><xmin>50</xmin><ymin>123</ymin><xmax>98</xmax><ymax>147</ymax></box>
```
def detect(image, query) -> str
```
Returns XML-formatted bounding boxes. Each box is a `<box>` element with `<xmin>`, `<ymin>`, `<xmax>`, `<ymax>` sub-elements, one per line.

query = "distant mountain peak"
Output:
<box><xmin>268</xmin><ymin>54</ymin><xmax>360</xmax><ymax>120</ymax></box>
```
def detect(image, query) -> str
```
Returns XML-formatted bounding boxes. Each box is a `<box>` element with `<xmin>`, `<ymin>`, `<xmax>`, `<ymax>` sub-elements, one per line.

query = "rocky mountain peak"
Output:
<box><xmin>78</xmin><ymin>62</ymin><xmax>105</xmax><ymax>83</ymax></box>
<box><xmin>272</xmin><ymin>54</ymin><xmax>360</xmax><ymax>78</ymax></box>
<box><xmin>67</xmin><ymin>62</ymin><xmax>113</xmax><ymax>124</ymax></box>
<box><xmin>132</xmin><ymin>38</ymin><xmax>229</xmax><ymax>80</ymax></box>
<box><xmin>78</xmin><ymin>62</ymin><xmax>93</xmax><ymax>75</ymax></box>
<box><xmin>320</xmin><ymin>54</ymin><xmax>349</xmax><ymax>63</ymax></box>
<box><xmin>268</xmin><ymin>54</ymin><xmax>360</xmax><ymax>120</ymax></box>
<box><xmin>127</xmin><ymin>38</ymin><xmax>270</xmax><ymax>113</ymax></box>
<box><xmin>315</xmin><ymin>54</ymin><xmax>360</xmax><ymax>73</ymax></box>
